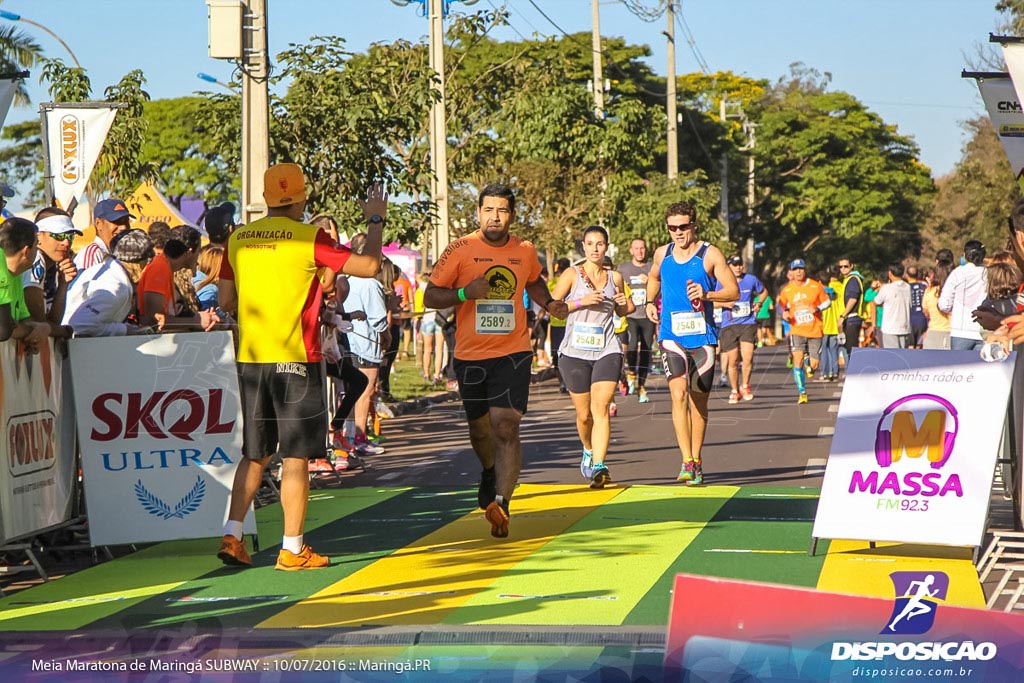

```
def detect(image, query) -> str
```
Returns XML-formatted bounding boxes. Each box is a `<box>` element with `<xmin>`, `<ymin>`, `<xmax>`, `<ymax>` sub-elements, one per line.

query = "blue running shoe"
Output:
<box><xmin>580</xmin><ymin>449</ymin><xmax>594</xmax><ymax>480</ymax></box>
<box><xmin>590</xmin><ymin>464</ymin><xmax>611</xmax><ymax>489</ymax></box>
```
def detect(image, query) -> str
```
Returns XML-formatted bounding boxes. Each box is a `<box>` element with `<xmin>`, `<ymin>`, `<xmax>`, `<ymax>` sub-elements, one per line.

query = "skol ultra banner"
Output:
<box><xmin>43</xmin><ymin>104</ymin><xmax>118</xmax><ymax>212</ymax></box>
<box><xmin>972</xmin><ymin>73</ymin><xmax>1024</xmax><ymax>179</ymax></box>
<box><xmin>0</xmin><ymin>339</ymin><xmax>76</xmax><ymax>544</ymax></box>
<box><xmin>69</xmin><ymin>332</ymin><xmax>255</xmax><ymax>546</ymax></box>
<box><xmin>812</xmin><ymin>349</ymin><xmax>1014</xmax><ymax>548</ymax></box>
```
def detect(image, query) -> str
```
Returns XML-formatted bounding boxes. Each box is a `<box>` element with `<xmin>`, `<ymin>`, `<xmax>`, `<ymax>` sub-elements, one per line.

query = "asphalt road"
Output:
<box><xmin>351</xmin><ymin>345</ymin><xmax>839</xmax><ymax>491</ymax></box>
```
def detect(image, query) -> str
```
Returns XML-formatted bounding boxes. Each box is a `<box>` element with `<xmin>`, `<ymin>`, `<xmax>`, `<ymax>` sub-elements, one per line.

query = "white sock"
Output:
<box><xmin>282</xmin><ymin>534</ymin><xmax>304</xmax><ymax>554</ymax></box>
<box><xmin>223</xmin><ymin>520</ymin><xmax>244</xmax><ymax>541</ymax></box>
<box><xmin>344</xmin><ymin>419</ymin><xmax>356</xmax><ymax>439</ymax></box>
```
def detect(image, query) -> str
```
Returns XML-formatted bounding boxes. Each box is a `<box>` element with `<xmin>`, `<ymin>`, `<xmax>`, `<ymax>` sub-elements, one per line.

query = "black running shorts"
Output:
<box><xmin>558</xmin><ymin>353</ymin><xmax>623</xmax><ymax>394</ymax></box>
<box><xmin>659</xmin><ymin>340</ymin><xmax>717</xmax><ymax>393</ymax></box>
<box><xmin>453</xmin><ymin>351</ymin><xmax>533</xmax><ymax>421</ymax></box>
<box><xmin>238</xmin><ymin>362</ymin><xmax>327</xmax><ymax>460</ymax></box>
<box><xmin>719</xmin><ymin>323</ymin><xmax>757</xmax><ymax>353</ymax></box>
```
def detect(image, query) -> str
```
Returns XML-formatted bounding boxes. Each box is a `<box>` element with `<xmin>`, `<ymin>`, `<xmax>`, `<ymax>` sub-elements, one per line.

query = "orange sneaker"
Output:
<box><xmin>485</xmin><ymin>501</ymin><xmax>509</xmax><ymax>538</ymax></box>
<box><xmin>275</xmin><ymin>545</ymin><xmax>330</xmax><ymax>571</ymax></box>
<box><xmin>217</xmin><ymin>535</ymin><xmax>252</xmax><ymax>567</ymax></box>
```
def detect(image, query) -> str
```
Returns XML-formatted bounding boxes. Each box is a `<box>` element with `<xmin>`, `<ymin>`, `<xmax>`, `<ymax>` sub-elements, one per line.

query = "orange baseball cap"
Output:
<box><xmin>263</xmin><ymin>163</ymin><xmax>307</xmax><ymax>207</ymax></box>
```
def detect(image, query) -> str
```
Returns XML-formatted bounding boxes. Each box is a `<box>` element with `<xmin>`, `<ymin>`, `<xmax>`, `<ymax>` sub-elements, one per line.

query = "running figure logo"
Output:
<box><xmin>882</xmin><ymin>571</ymin><xmax>949</xmax><ymax>635</ymax></box>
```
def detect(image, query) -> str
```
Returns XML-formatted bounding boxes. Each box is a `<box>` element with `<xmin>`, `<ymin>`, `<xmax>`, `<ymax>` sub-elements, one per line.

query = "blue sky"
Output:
<box><xmin>0</xmin><ymin>0</ymin><xmax>1003</xmax><ymax>185</ymax></box>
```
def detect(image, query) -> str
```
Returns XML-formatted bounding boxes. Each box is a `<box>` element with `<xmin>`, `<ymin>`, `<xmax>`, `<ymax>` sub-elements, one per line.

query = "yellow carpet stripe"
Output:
<box><xmin>816</xmin><ymin>539</ymin><xmax>984</xmax><ymax>607</ymax></box>
<box><xmin>450</xmin><ymin>485</ymin><xmax>738</xmax><ymax>626</ymax></box>
<box><xmin>256</xmin><ymin>484</ymin><xmax>622</xmax><ymax>629</ymax></box>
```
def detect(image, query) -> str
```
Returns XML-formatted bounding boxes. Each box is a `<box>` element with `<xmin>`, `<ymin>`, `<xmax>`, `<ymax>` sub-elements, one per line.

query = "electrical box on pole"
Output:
<box><xmin>206</xmin><ymin>0</ymin><xmax>243</xmax><ymax>59</ymax></box>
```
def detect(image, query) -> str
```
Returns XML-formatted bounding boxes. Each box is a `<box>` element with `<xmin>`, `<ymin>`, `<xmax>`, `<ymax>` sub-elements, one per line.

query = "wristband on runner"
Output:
<box><xmin>457</xmin><ymin>287</ymin><xmax>467</xmax><ymax>302</ymax></box>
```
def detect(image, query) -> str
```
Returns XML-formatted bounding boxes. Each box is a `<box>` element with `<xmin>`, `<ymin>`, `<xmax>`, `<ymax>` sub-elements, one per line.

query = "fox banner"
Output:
<box><xmin>812</xmin><ymin>349</ymin><xmax>1013</xmax><ymax>549</ymax></box>
<box><xmin>0</xmin><ymin>339</ymin><xmax>77</xmax><ymax>544</ymax></box>
<box><xmin>42</xmin><ymin>102</ymin><xmax>118</xmax><ymax>213</ymax></box>
<box><xmin>69</xmin><ymin>332</ymin><xmax>255</xmax><ymax>546</ymax></box>
<box><xmin>968</xmin><ymin>72</ymin><xmax>1024</xmax><ymax>179</ymax></box>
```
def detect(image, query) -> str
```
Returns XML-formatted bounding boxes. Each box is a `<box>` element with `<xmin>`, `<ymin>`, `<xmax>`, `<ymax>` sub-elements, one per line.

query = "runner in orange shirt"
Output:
<box><xmin>778</xmin><ymin>259</ymin><xmax>831</xmax><ymax>404</ymax></box>
<box><xmin>424</xmin><ymin>183</ymin><xmax>568</xmax><ymax>539</ymax></box>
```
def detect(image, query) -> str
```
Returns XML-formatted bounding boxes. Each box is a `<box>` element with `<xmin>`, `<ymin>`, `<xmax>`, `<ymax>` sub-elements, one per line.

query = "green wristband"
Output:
<box><xmin>457</xmin><ymin>287</ymin><xmax>467</xmax><ymax>302</ymax></box>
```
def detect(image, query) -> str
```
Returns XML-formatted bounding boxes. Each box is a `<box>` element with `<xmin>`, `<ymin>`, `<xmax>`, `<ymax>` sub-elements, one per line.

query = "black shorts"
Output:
<box><xmin>659</xmin><ymin>340</ymin><xmax>716</xmax><ymax>393</ymax></box>
<box><xmin>908</xmin><ymin>323</ymin><xmax>927</xmax><ymax>347</ymax></box>
<box><xmin>757</xmin><ymin>317</ymin><xmax>771</xmax><ymax>329</ymax></box>
<box><xmin>453</xmin><ymin>351</ymin><xmax>533</xmax><ymax>421</ymax></box>
<box><xmin>558</xmin><ymin>353</ymin><xmax>623</xmax><ymax>393</ymax></box>
<box><xmin>238</xmin><ymin>362</ymin><xmax>327</xmax><ymax>460</ymax></box>
<box><xmin>719</xmin><ymin>323</ymin><xmax>757</xmax><ymax>352</ymax></box>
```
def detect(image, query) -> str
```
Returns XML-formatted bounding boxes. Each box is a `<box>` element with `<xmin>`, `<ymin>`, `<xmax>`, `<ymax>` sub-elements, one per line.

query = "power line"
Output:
<box><xmin>486</xmin><ymin>0</ymin><xmax>530</xmax><ymax>41</ymax></box>
<box><xmin>675</xmin><ymin>3</ymin><xmax>709</xmax><ymax>74</ymax></box>
<box><xmin>618</xmin><ymin>0</ymin><xmax>665</xmax><ymax>22</ymax></box>
<box><xmin>523</xmin><ymin>0</ymin><xmax>666</xmax><ymax>99</ymax></box>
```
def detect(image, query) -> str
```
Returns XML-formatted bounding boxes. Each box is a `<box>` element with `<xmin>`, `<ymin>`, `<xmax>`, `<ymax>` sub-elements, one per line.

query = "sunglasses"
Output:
<box><xmin>666</xmin><ymin>222</ymin><xmax>696</xmax><ymax>232</ymax></box>
<box><xmin>46</xmin><ymin>231</ymin><xmax>77</xmax><ymax>242</ymax></box>
<box><xmin>838</xmin><ymin>264</ymin><xmax>851</xmax><ymax>269</ymax></box>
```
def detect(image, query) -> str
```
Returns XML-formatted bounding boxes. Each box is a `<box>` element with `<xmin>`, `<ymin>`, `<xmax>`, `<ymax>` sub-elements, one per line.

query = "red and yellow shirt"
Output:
<box><xmin>220</xmin><ymin>216</ymin><xmax>351</xmax><ymax>363</ymax></box>
<box><xmin>779</xmin><ymin>279</ymin><xmax>829</xmax><ymax>338</ymax></box>
<box><xmin>429</xmin><ymin>230</ymin><xmax>542</xmax><ymax>361</ymax></box>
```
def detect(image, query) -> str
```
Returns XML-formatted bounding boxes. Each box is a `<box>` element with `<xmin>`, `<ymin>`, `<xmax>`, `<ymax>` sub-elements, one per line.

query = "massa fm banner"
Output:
<box><xmin>812</xmin><ymin>349</ymin><xmax>1013</xmax><ymax>549</ymax></box>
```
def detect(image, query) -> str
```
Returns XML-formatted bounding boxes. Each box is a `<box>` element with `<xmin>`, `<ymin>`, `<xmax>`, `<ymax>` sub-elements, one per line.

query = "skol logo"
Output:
<box><xmin>90</xmin><ymin>389</ymin><xmax>235</xmax><ymax>442</ymax></box>
<box><xmin>8</xmin><ymin>411</ymin><xmax>56</xmax><ymax>477</ymax></box>
<box><xmin>60</xmin><ymin>115</ymin><xmax>83</xmax><ymax>183</ymax></box>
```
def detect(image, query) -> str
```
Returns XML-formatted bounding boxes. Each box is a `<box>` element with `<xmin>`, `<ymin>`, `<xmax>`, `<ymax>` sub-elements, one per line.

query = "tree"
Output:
<box><xmin>0</xmin><ymin>24</ymin><xmax>42</xmax><ymax>105</ymax></box>
<box><xmin>922</xmin><ymin>117</ymin><xmax>1019</xmax><ymax>258</ymax></box>
<box><xmin>141</xmin><ymin>97</ymin><xmax>237</xmax><ymax>204</ymax></box>
<box><xmin>750</xmin><ymin>66</ymin><xmax>935</xmax><ymax>278</ymax></box>
<box><xmin>0</xmin><ymin>59</ymin><xmax>154</xmax><ymax>209</ymax></box>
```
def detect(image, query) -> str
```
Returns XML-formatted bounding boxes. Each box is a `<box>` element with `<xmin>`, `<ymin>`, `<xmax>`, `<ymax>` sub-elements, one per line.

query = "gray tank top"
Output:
<box><xmin>558</xmin><ymin>266</ymin><xmax>619</xmax><ymax>361</ymax></box>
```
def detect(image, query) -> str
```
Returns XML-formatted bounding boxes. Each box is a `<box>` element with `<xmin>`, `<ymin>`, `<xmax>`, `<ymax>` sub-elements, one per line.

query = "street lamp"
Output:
<box><xmin>391</xmin><ymin>0</ymin><xmax>478</xmax><ymax>258</ymax></box>
<box><xmin>0</xmin><ymin>10</ymin><xmax>81</xmax><ymax>68</ymax></box>
<box><xmin>197</xmin><ymin>72</ymin><xmax>235</xmax><ymax>92</ymax></box>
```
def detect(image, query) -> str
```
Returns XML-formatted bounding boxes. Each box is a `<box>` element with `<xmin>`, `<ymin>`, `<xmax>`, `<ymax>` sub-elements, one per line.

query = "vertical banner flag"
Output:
<box><xmin>812</xmin><ymin>349</ymin><xmax>1014</xmax><ymax>548</ymax></box>
<box><xmin>43</xmin><ymin>104</ymin><xmax>118</xmax><ymax>211</ymax></box>
<box><xmin>69</xmin><ymin>332</ymin><xmax>256</xmax><ymax>546</ymax></box>
<box><xmin>972</xmin><ymin>73</ymin><xmax>1024</xmax><ymax>179</ymax></box>
<box><xmin>0</xmin><ymin>74</ymin><xmax>23</xmax><ymax>131</ymax></box>
<box><xmin>0</xmin><ymin>339</ymin><xmax>77</xmax><ymax>544</ymax></box>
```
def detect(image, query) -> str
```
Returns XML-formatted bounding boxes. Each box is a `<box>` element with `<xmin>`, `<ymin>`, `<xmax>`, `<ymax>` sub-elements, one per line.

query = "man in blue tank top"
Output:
<box><xmin>644</xmin><ymin>202</ymin><xmax>738</xmax><ymax>486</ymax></box>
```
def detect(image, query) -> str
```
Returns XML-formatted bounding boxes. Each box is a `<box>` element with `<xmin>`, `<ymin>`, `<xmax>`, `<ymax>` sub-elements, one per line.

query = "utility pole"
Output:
<box><xmin>719</xmin><ymin>97</ymin><xmax>729</xmax><ymax>240</ymax></box>
<box><xmin>743</xmin><ymin>121</ymin><xmax>757</xmax><ymax>266</ymax></box>
<box><xmin>591</xmin><ymin>0</ymin><xmax>604</xmax><ymax>120</ymax></box>
<box><xmin>428</xmin><ymin>0</ymin><xmax>450</xmax><ymax>254</ymax></box>
<box><xmin>666</xmin><ymin>0</ymin><xmax>678</xmax><ymax>179</ymax></box>
<box><xmin>240</xmin><ymin>0</ymin><xmax>269</xmax><ymax>224</ymax></box>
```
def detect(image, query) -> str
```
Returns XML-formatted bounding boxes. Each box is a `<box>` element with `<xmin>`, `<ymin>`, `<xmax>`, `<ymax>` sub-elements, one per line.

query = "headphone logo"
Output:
<box><xmin>874</xmin><ymin>394</ymin><xmax>958</xmax><ymax>469</ymax></box>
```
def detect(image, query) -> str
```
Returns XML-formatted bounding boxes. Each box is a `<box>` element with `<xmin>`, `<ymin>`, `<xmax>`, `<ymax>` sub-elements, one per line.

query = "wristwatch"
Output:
<box><xmin>368</xmin><ymin>215</ymin><xmax>384</xmax><ymax>224</ymax></box>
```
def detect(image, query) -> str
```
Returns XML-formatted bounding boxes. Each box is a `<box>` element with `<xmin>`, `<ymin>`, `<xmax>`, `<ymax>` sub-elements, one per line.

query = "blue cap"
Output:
<box><xmin>789</xmin><ymin>258</ymin><xmax>806</xmax><ymax>270</ymax></box>
<box><xmin>94</xmin><ymin>198</ymin><xmax>134</xmax><ymax>222</ymax></box>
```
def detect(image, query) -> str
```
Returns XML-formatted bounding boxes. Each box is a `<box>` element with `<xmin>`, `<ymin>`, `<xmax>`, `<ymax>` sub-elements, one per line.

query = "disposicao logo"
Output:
<box><xmin>831</xmin><ymin>571</ymin><xmax>997</xmax><ymax>662</ymax></box>
<box><xmin>883</xmin><ymin>571</ymin><xmax>948</xmax><ymax>635</ymax></box>
<box><xmin>848</xmin><ymin>394</ymin><xmax>963</xmax><ymax>498</ymax></box>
